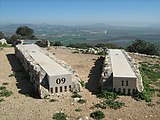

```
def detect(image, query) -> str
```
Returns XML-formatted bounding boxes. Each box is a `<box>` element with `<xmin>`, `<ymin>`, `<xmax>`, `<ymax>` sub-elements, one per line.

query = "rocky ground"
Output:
<box><xmin>0</xmin><ymin>47</ymin><xmax>160</xmax><ymax>120</ymax></box>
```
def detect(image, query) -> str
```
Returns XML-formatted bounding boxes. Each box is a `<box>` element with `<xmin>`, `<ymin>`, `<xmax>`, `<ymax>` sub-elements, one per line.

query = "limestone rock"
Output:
<box><xmin>0</xmin><ymin>38</ymin><xmax>7</xmax><ymax>45</ymax></box>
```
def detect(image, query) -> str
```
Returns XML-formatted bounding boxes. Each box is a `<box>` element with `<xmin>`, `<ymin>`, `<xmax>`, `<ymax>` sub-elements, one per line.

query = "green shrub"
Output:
<box><xmin>0</xmin><ymin>98</ymin><xmax>4</xmax><ymax>102</ymax></box>
<box><xmin>52</xmin><ymin>112</ymin><xmax>67</xmax><ymax>120</ymax></box>
<box><xmin>8</xmin><ymin>73</ymin><xmax>15</xmax><ymax>77</ymax></box>
<box><xmin>95</xmin><ymin>99</ymin><xmax>125</xmax><ymax>110</ymax></box>
<box><xmin>0</xmin><ymin>48</ymin><xmax>3</xmax><ymax>50</ymax></box>
<box><xmin>0</xmin><ymin>43</ymin><xmax>8</xmax><ymax>47</ymax></box>
<box><xmin>97</xmin><ymin>51</ymin><xmax>106</xmax><ymax>55</ymax></box>
<box><xmin>146</xmin><ymin>103</ymin><xmax>155</xmax><ymax>107</ymax></box>
<box><xmin>43</xmin><ymin>95</ymin><xmax>50</xmax><ymax>99</ymax></box>
<box><xmin>24</xmin><ymin>94</ymin><xmax>30</xmax><ymax>97</ymax></box>
<box><xmin>126</xmin><ymin>39</ymin><xmax>159</xmax><ymax>56</ymax></box>
<box><xmin>133</xmin><ymin>92</ymin><xmax>152</xmax><ymax>102</ymax></box>
<box><xmin>97</xmin><ymin>90</ymin><xmax>118</xmax><ymax>100</ymax></box>
<box><xmin>75</xmin><ymin>108</ymin><xmax>82</xmax><ymax>112</ymax></box>
<box><xmin>2</xmin><ymin>82</ymin><xmax>9</xmax><ymax>85</ymax></box>
<box><xmin>71</xmin><ymin>92</ymin><xmax>82</xmax><ymax>98</ymax></box>
<box><xmin>95</xmin><ymin>43</ymin><xmax>118</xmax><ymax>49</ymax></box>
<box><xmin>50</xmin><ymin>41</ymin><xmax>55</xmax><ymax>46</ymax></box>
<box><xmin>156</xmin><ymin>100</ymin><xmax>160</xmax><ymax>105</ymax></box>
<box><xmin>0</xmin><ymin>86</ymin><xmax>6</xmax><ymax>90</ymax></box>
<box><xmin>77</xmin><ymin>99</ymin><xmax>86</xmax><ymax>104</ymax></box>
<box><xmin>79</xmin><ymin>80</ymin><xmax>85</xmax><ymax>87</ymax></box>
<box><xmin>67</xmin><ymin>43</ymin><xmax>93</xmax><ymax>49</ymax></box>
<box><xmin>94</xmin><ymin>103</ymin><xmax>106</xmax><ymax>109</ymax></box>
<box><xmin>157</xmin><ymin>94</ymin><xmax>160</xmax><ymax>97</ymax></box>
<box><xmin>54</xmin><ymin>41</ymin><xmax>63</xmax><ymax>46</ymax></box>
<box><xmin>0</xmin><ymin>89</ymin><xmax>13</xmax><ymax>97</ymax></box>
<box><xmin>90</xmin><ymin>111</ymin><xmax>105</xmax><ymax>120</ymax></box>
<box><xmin>133</xmin><ymin>63</ymin><xmax>160</xmax><ymax>102</ymax></box>
<box><xmin>49</xmin><ymin>99</ymin><xmax>58</xmax><ymax>102</ymax></box>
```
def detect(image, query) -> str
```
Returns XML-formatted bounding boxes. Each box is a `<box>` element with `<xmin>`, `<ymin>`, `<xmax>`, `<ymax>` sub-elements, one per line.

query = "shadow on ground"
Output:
<box><xmin>6</xmin><ymin>54</ymin><xmax>39</xmax><ymax>98</ymax></box>
<box><xmin>86</xmin><ymin>57</ymin><xmax>104</xmax><ymax>95</ymax></box>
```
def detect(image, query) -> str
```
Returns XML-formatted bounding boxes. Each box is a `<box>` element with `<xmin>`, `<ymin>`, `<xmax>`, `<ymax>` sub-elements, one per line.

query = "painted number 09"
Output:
<box><xmin>56</xmin><ymin>78</ymin><xmax>66</xmax><ymax>84</ymax></box>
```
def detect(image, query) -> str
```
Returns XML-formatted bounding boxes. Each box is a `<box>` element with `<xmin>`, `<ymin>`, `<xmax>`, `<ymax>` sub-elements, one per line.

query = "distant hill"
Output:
<box><xmin>1</xmin><ymin>23</ymin><xmax>160</xmax><ymax>48</ymax></box>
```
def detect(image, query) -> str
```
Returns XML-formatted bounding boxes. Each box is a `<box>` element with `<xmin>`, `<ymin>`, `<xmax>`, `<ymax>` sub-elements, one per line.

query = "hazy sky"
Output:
<box><xmin>0</xmin><ymin>0</ymin><xmax>160</xmax><ymax>26</ymax></box>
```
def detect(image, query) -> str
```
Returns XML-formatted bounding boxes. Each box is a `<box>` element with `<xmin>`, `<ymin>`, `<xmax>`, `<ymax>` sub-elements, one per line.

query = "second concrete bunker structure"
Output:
<box><xmin>101</xmin><ymin>49</ymin><xmax>144</xmax><ymax>95</ymax></box>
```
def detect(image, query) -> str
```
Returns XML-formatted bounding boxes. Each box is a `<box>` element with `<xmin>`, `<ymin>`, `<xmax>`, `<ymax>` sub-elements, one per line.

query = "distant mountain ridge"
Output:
<box><xmin>0</xmin><ymin>23</ymin><xmax>160</xmax><ymax>36</ymax></box>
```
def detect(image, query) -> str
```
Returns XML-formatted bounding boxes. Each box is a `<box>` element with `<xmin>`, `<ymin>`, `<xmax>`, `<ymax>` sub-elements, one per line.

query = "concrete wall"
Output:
<box><xmin>113</xmin><ymin>77</ymin><xmax>137</xmax><ymax>94</ymax></box>
<box><xmin>49</xmin><ymin>74</ymin><xmax>72</xmax><ymax>93</ymax></box>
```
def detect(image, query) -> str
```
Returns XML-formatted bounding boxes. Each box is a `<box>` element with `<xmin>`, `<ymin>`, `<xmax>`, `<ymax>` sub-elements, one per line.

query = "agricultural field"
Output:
<box><xmin>1</xmin><ymin>24</ymin><xmax>160</xmax><ymax>47</ymax></box>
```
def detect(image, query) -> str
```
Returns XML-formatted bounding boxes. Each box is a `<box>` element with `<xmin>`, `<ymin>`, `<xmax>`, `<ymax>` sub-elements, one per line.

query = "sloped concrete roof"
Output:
<box><xmin>16</xmin><ymin>44</ymin><xmax>71</xmax><ymax>76</ymax></box>
<box><xmin>109</xmin><ymin>49</ymin><xmax>136</xmax><ymax>78</ymax></box>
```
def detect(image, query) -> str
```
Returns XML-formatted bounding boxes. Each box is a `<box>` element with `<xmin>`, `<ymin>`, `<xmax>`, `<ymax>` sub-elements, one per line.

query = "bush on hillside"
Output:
<box><xmin>95</xmin><ymin>43</ymin><xmax>119</xmax><ymax>49</ymax></box>
<box><xmin>97</xmin><ymin>90</ymin><xmax>118</xmax><ymax>100</ymax></box>
<box><xmin>77</xmin><ymin>99</ymin><xmax>86</xmax><ymax>104</ymax></box>
<box><xmin>71</xmin><ymin>92</ymin><xmax>82</xmax><ymax>98</ymax></box>
<box><xmin>95</xmin><ymin>99</ymin><xmax>125</xmax><ymax>110</ymax></box>
<box><xmin>52</xmin><ymin>112</ymin><xmax>67</xmax><ymax>120</ymax></box>
<box><xmin>54</xmin><ymin>41</ymin><xmax>63</xmax><ymax>46</ymax></box>
<box><xmin>127</xmin><ymin>39</ymin><xmax>159</xmax><ymax>55</ymax></box>
<box><xmin>133</xmin><ymin>63</ymin><xmax>160</xmax><ymax>102</ymax></box>
<box><xmin>67</xmin><ymin>43</ymin><xmax>93</xmax><ymax>49</ymax></box>
<box><xmin>90</xmin><ymin>111</ymin><xmax>105</xmax><ymax>120</ymax></box>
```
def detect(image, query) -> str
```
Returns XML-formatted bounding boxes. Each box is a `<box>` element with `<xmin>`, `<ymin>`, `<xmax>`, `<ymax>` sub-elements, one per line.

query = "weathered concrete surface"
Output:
<box><xmin>100</xmin><ymin>49</ymin><xmax>144</xmax><ymax>94</ymax></box>
<box><xmin>15</xmin><ymin>44</ymin><xmax>80</xmax><ymax>98</ymax></box>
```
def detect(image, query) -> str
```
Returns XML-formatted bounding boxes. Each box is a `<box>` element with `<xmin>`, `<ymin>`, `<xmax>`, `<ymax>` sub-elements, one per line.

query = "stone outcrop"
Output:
<box><xmin>68</xmin><ymin>47</ymin><xmax>106</xmax><ymax>55</ymax></box>
<box><xmin>122</xmin><ymin>50</ymin><xmax>144</xmax><ymax>92</ymax></box>
<box><xmin>15</xmin><ymin>45</ymin><xmax>80</xmax><ymax>98</ymax></box>
<box><xmin>100</xmin><ymin>50</ymin><xmax>113</xmax><ymax>90</ymax></box>
<box><xmin>0</xmin><ymin>38</ymin><xmax>7</xmax><ymax>45</ymax></box>
<box><xmin>85</xmin><ymin>47</ymin><xmax>105</xmax><ymax>54</ymax></box>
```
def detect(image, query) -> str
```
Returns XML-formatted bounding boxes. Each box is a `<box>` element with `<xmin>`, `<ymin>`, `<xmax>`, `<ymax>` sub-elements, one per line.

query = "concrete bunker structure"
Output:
<box><xmin>110</xmin><ymin>49</ymin><xmax>137</xmax><ymax>94</ymax></box>
<box><xmin>15</xmin><ymin>44</ymin><xmax>80</xmax><ymax>98</ymax></box>
<box><xmin>101</xmin><ymin>49</ymin><xmax>143</xmax><ymax>95</ymax></box>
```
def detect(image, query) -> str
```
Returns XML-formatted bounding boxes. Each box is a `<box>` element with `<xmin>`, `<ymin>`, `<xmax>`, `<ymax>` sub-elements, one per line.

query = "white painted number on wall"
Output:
<box><xmin>56</xmin><ymin>78</ymin><xmax>66</xmax><ymax>84</ymax></box>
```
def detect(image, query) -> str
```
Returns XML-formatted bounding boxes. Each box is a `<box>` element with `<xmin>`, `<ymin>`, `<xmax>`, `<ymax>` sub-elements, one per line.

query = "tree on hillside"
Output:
<box><xmin>0</xmin><ymin>31</ymin><xmax>5</xmax><ymax>39</ymax></box>
<box><xmin>54</xmin><ymin>41</ymin><xmax>63</xmax><ymax>46</ymax></box>
<box><xmin>127</xmin><ymin>39</ymin><xmax>159</xmax><ymax>55</ymax></box>
<box><xmin>67</xmin><ymin>43</ymin><xmax>93</xmax><ymax>49</ymax></box>
<box><xmin>8</xmin><ymin>34</ymin><xmax>20</xmax><ymax>45</ymax></box>
<box><xmin>16</xmin><ymin>26</ymin><xmax>34</xmax><ymax>38</ymax></box>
